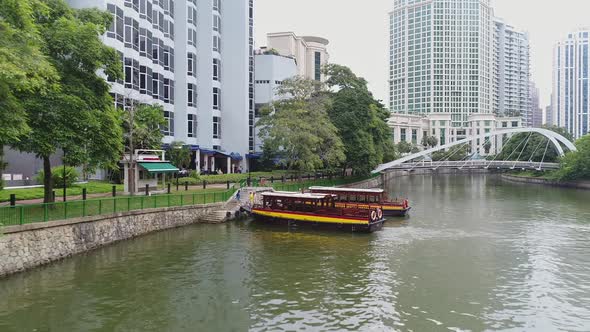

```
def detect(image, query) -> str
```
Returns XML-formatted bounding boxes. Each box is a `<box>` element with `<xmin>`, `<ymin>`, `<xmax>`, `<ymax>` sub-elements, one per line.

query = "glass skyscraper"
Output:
<box><xmin>553</xmin><ymin>29</ymin><xmax>590</xmax><ymax>139</ymax></box>
<box><xmin>389</xmin><ymin>0</ymin><xmax>494</xmax><ymax>128</ymax></box>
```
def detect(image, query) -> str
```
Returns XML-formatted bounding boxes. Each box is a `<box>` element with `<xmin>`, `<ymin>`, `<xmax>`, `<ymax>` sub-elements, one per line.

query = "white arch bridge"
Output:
<box><xmin>373</xmin><ymin>128</ymin><xmax>577</xmax><ymax>174</ymax></box>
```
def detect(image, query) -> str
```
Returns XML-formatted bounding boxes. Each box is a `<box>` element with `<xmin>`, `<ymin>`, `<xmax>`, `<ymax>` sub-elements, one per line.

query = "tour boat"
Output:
<box><xmin>308</xmin><ymin>186</ymin><xmax>411</xmax><ymax>217</ymax></box>
<box><xmin>251</xmin><ymin>191</ymin><xmax>386</xmax><ymax>232</ymax></box>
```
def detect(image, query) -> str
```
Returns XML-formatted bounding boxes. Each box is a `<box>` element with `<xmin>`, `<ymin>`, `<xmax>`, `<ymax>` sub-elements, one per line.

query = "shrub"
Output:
<box><xmin>36</xmin><ymin>166</ymin><xmax>79</xmax><ymax>188</ymax></box>
<box><xmin>174</xmin><ymin>177</ymin><xmax>201</xmax><ymax>186</ymax></box>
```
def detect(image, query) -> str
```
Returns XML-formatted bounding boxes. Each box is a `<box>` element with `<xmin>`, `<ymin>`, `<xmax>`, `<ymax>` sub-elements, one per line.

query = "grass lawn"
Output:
<box><xmin>0</xmin><ymin>182</ymin><xmax>125</xmax><ymax>202</ymax></box>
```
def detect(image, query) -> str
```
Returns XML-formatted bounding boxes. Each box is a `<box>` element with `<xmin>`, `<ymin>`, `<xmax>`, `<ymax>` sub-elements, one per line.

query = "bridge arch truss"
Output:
<box><xmin>373</xmin><ymin>128</ymin><xmax>577</xmax><ymax>174</ymax></box>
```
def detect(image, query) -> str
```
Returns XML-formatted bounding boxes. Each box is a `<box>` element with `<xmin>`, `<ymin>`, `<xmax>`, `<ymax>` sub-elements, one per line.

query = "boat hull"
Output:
<box><xmin>251</xmin><ymin>209</ymin><xmax>385</xmax><ymax>233</ymax></box>
<box><xmin>332</xmin><ymin>203</ymin><xmax>411</xmax><ymax>217</ymax></box>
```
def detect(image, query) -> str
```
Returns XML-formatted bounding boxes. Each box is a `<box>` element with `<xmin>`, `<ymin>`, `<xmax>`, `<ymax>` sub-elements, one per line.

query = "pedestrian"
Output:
<box><xmin>249</xmin><ymin>191</ymin><xmax>254</xmax><ymax>206</ymax></box>
<box><xmin>236</xmin><ymin>189</ymin><xmax>241</xmax><ymax>202</ymax></box>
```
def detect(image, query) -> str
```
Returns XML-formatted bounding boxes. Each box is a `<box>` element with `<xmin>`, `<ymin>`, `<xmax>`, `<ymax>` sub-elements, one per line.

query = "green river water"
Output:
<box><xmin>1</xmin><ymin>174</ymin><xmax>590</xmax><ymax>331</ymax></box>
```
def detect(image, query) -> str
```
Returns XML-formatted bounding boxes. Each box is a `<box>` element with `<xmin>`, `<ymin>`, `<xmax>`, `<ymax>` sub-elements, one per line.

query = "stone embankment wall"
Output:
<box><xmin>0</xmin><ymin>203</ymin><xmax>224</xmax><ymax>277</ymax></box>
<box><xmin>501</xmin><ymin>174</ymin><xmax>590</xmax><ymax>190</ymax></box>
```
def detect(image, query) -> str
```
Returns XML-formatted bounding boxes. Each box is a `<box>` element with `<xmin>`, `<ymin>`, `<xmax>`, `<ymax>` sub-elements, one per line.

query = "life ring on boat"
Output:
<box><xmin>377</xmin><ymin>208</ymin><xmax>383</xmax><ymax>220</ymax></box>
<box><xmin>403</xmin><ymin>199</ymin><xmax>409</xmax><ymax>209</ymax></box>
<box><xmin>370</xmin><ymin>210</ymin><xmax>377</xmax><ymax>222</ymax></box>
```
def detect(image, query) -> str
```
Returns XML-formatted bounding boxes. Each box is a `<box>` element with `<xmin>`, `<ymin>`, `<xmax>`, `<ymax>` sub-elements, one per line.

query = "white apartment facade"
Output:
<box><xmin>266</xmin><ymin>32</ymin><xmax>329</xmax><ymax>82</ymax></box>
<box><xmin>388</xmin><ymin>113</ymin><xmax>523</xmax><ymax>156</ymax></box>
<box><xmin>67</xmin><ymin>0</ymin><xmax>253</xmax><ymax>174</ymax></box>
<box><xmin>493</xmin><ymin>18</ymin><xmax>531</xmax><ymax>125</ymax></box>
<box><xmin>389</xmin><ymin>0</ymin><xmax>494</xmax><ymax>126</ymax></box>
<box><xmin>552</xmin><ymin>29</ymin><xmax>590</xmax><ymax>139</ymax></box>
<box><xmin>253</xmin><ymin>51</ymin><xmax>298</xmax><ymax>153</ymax></box>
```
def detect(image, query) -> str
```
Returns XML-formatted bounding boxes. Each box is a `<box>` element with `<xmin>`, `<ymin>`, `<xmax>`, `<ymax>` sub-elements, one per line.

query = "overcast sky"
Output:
<box><xmin>255</xmin><ymin>0</ymin><xmax>590</xmax><ymax>108</ymax></box>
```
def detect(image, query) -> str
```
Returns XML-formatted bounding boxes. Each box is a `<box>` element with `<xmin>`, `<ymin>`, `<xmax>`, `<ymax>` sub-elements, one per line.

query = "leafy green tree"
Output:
<box><xmin>121</xmin><ymin>102</ymin><xmax>167</xmax><ymax>194</ymax></box>
<box><xmin>167</xmin><ymin>141</ymin><xmax>192</xmax><ymax>169</ymax></box>
<box><xmin>397</xmin><ymin>141</ymin><xmax>414</xmax><ymax>154</ymax></box>
<box><xmin>555</xmin><ymin>135</ymin><xmax>590</xmax><ymax>180</ymax></box>
<box><xmin>323</xmin><ymin>64</ymin><xmax>397</xmax><ymax>175</ymax></box>
<box><xmin>421</xmin><ymin>136</ymin><xmax>438</xmax><ymax>149</ymax></box>
<box><xmin>431</xmin><ymin>144</ymin><xmax>470</xmax><ymax>162</ymax></box>
<box><xmin>12</xmin><ymin>1</ymin><xmax>123</xmax><ymax>202</ymax></box>
<box><xmin>257</xmin><ymin>77</ymin><xmax>345</xmax><ymax>173</ymax></box>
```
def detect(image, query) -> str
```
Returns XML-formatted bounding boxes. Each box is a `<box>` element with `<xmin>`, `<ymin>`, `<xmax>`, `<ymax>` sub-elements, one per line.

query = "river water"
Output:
<box><xmin>1</xmin><ymin>175</ymin><xmax>590</xmax><ymax>331</ymax></box>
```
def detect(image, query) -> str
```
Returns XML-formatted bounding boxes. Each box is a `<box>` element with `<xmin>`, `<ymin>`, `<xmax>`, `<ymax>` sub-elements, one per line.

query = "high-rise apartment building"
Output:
<box><xmin>493</xmin><ymin>18</ymin><xmax>531</xmax><ymax>123</ymax></box>
<box><xmin>389</xmin><ymin>0</ymin><xmax>494</xmax><ymax>130</ymax></box>
<box><xmin>529</xmin><ymin>82</ymin><xmax>542</xmax><ymax>127</ymax></box>
<box><xmin>266</xmin><ymin>32</ymin><xmax>329</xmax><ymax>82</ymax></box>
<box><xmin>67</xmin><ymin>0</ymin><xmax>253</xmax><ymax>173</ymax></box>
<box><xmin>552</xmin><ymin>29</ymin><xmax>590</xmax><ymax>139</ymax></box>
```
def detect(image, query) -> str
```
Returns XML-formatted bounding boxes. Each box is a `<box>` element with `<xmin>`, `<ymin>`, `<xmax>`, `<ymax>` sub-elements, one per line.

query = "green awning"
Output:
<box><xmin>138</xmin><ymin>162</ymin><xmax>179</xmax><ymax>174</ymax></box>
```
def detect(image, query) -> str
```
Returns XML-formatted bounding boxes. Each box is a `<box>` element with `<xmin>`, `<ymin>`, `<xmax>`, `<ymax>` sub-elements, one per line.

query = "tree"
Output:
<box><xmin>421</xmin><ymin>136</ymin><xmax>438</xmax><ymax>149</ymax></box>
<box><xmin>397</xmin><ymin>141</ymin><xmax>414</xmax><ymax>154</ymax></box>
<box><xmin>167</xmin><ymin>141</ymin><xmax>192</xmax><ymax>170</ymax></box>
<box><xmin>323</xmin><ymin>64</ymin><xmax>397</xmax><ymax>175</ymax></box>
<box><xmin>121</xmin><ymin>102</ymin><xmax>167</xmax><ymax>194</ymax></box>
<box><xmin>431</xmin><ymin>144</ymin><xmax>470</xmax><ymax>162</ymax></box>
<box><xmin>12</xmin><ymin>1</ymin><xmax>124</xmax><ymax>202</ymax></box>
<box><xmin>555</xmin><ymin>134</ymin><xmax>590</xmax><ymax>180</ymax></box>
<box><xmin>257</xmin><ymin>77</ymin><xmax>345</xmax><ymax>173</ymax></box>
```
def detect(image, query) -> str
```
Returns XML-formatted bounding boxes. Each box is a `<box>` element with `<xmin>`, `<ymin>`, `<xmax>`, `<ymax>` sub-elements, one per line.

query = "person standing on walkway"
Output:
<box><xmin>236</xmin><ymin>189</ymin><xmax>241</xmax><ymax>202</ymax></box>
<box><xmin>249</xmin><ymin>191</ymin><xmax>254</xmax><ymax>207</ymax></box>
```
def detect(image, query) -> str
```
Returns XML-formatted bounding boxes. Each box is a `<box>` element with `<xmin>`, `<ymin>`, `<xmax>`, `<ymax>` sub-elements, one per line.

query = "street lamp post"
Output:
<box><xmin>63</xmin><ymin>150</ymin><xmax>67</xmax><ymax>202</ymax></box>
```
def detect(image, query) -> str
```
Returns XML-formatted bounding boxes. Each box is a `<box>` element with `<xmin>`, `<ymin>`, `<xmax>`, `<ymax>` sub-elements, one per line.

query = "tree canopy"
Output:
<box><xmin>555</xmin><ymin>135</ymin><xmax>590</xmax><ymax>181</ymax></box>
<box><xmin>257</xmin><ymin>77</ymin><xmax>345</xmax><ymax>172</ymax></box>
<box><xmin>323</xmin><ymin>64</ymin><xmax>397</xmax><ymax>175</ymax></box>
<box><xmin>167</xmin><ymin>141</ymin><xmax>192</xmax><ymax>170</ymax></box>
<box><xmin>10</xmin><ymin>0</ymin><xmax>124</xmax><ymax>202</ymax></box>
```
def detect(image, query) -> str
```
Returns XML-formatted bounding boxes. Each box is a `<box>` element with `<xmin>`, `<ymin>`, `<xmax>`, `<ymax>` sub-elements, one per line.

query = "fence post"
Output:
<box><xmin>83</xmin><ymin>200</ymin><xmax>87</xmax><ymax>217</ymax></box>
<box><xmin>167</xmin><ymin>194</ymin><xmax>171</xmax><ymax>207</ymax></box>
<box><xmin>113</xmin><ymin>198</ymin><xmax>117</xmax><ymax>213</ymax></box>
<box><xmin>214</xmin><ymin>192</ymin><xmax>217</xmax><ymax>202</ymax></box>
<box><xmin>112</xmin><ymin>186</ymin><xmax>116</xmax><ymax>197</ymax></box>
<box><xmin>192</xmin><ymin>192</ymin><xmax>196</xmax><ymax>205</ymax></box>
<box><xmin>167</xmin><ymin>183</ymin><xmax>171</xmax><ymax>194</ymax></box>
<box><xmin>180</xmin><ymin>194</ymin><xmax>184</xmax><ymax>206</ymax></box>
<box><xmin>185</xmin><ymin>182</ymin><xmax>189</xmax><ymax>191</ymax></box>
<box><xmin>19</xmin><ymin>206</ymin><xmax>24</xmax><ymax>225</ymax></box>
<box><xmin>64</xmin><ymin>202</ymin><xmax>68</xmax><ymax>219</ymax></box>
<box><xmin>52</xmin><ymin>191</ymin><xmax>56</xmax><ymax>202</ymax></box>
<box><xmin>44</xmin><ymin>204</ymin><xmax>48</xmax><ymax>222</ymax></box>
<box><xmin>146</xmin><ymin>184</ymin><xmax>150</xmax><ymax>196</ymax></box>
<box><xmin>127</xmin><ymin>197</ymin><xmax>131</xmax><ymax>211</ymax></box>
<box><xmin>176</xmin><ymin>177</ymin><xmax>179</xmax><ymax>191</ymax></box>
<box><xmin>226</xmin><ymin>181</ymin><xmax>230</xmax><ymax>189</ymax></box>
<box><xmin>141</xmin><ymin>196</ymin><xmax>144</xmax><ymax>210</ymax></box>
<box><xmin>99</xmin><ymin>199</ymin><xmax>102</xmax><ymax>215</ymax></box>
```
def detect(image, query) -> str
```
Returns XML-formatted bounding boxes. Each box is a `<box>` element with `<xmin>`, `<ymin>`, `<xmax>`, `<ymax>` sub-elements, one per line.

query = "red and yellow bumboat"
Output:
<box><xmin>251</xmin><ymin>192</ymin><xmax>386</xmax><ymax>232</ymax></box>
<box><xmin>308</xmin><ymin>187</ymin><xmax>411</xmax><ymax>217</ymax></box>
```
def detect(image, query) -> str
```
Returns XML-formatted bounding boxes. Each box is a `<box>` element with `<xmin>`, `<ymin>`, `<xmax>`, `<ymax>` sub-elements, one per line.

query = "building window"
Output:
<box><xmin>187</xmin><ymin>6</ymin><xmax>197</xmax><ymax>26</ymax></box>
<box><xmin>162</xmin><ymin>111</ymin><xmax>174</xmax><ymax>136</ymax></box>
<box><xmin>400</xmin><ymin>128</ymin><xmax>406</xmax><ymax>142</ymax></box>
<box><xmin>213</xmin><ymin>15</ymin><xmax>221</xmax><ymax>33</ymax></box>
<box><xmin>213</xmin><ymin>116</ymin><xmax>221</xmax><ymax>139</ymax></box>
<box><xmin>187</xmin><ymin>53</ymin><xmax>196</xmax><ymax>77</ymax></box>
<box><xmin>213</xmin><ymin>35</ymin><xmax>221</xmax><ymax>53</ymax></box>
<box><xmin>152</xmin><ymin>73</ymin><xmax>159</xmax><ymax>98</ymax></box>
<box><xmin>314</xmin><ymin>51</ymin><xmax>321</xmax><ymax>81</ymax></box>
<box><xmin>412</xmin><ymin>129</ymin><xmax>417</xmax><ymax>144</ymax></box>
<box><xmin>213</xmin><ymin>87</ymin><xmax>221</xmax><ymax>110</ymax></box>
<box><xmin>213</xmin><ymin>59</ymin><xmax>220</xmax><ymax>81</ymax></box>
<box><xmin>213</xmin><ymin>0</ymin><xmax>221</xmax><ymax>11</ymax></box>
<box><xmin>107</xmin><ymin>5</ymin><xmax>124</xmax><ymax>42</ymax></box>
<box><xmin>188</xmin><ymin>83</ymin><xmax>196</xmax><ymax>107</ymax></box>
<box><xmin>511</xmin><ymin>121</ymin><xmax>519</xmax><ymax>127</ymax></box>
<box><xmin>124</xmin><ymin>17</ymin><xmax>139</xmax><ymax>51</ymax></box>
<box><xmin>188</xmin><ymin>114</ymin><xmax>197</xmax><ymax>138</ymax></box>
<box><xmin>139</xmin><ymin>66</ymin><xmax>152</xmax><ymax>95</ymax></box>
<box><xmin>188</xmin><ymin>28</ymin><xmax>197</xmax><ymax>47</ymax></box>
<box><xmin>502</xmin><ymin>121</ymin><xmax>508</xmax><ymax>128</ymax></box>
<box><xmin>484</xmin><ymin>120</ymin><xmax>491</xmax><ymax>127</ymax></box>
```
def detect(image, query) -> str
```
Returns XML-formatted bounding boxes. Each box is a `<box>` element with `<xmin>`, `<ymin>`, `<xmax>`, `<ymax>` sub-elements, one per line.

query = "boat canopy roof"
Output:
<box><xmin>309</xmin><ymin>186</ymin><xmax>385</xmax><ymax>194</ymax></box>
<box><xmin>261</xmin><ymin>192</ymin><xmax>336</xmax><ymax>201</ymax></box>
